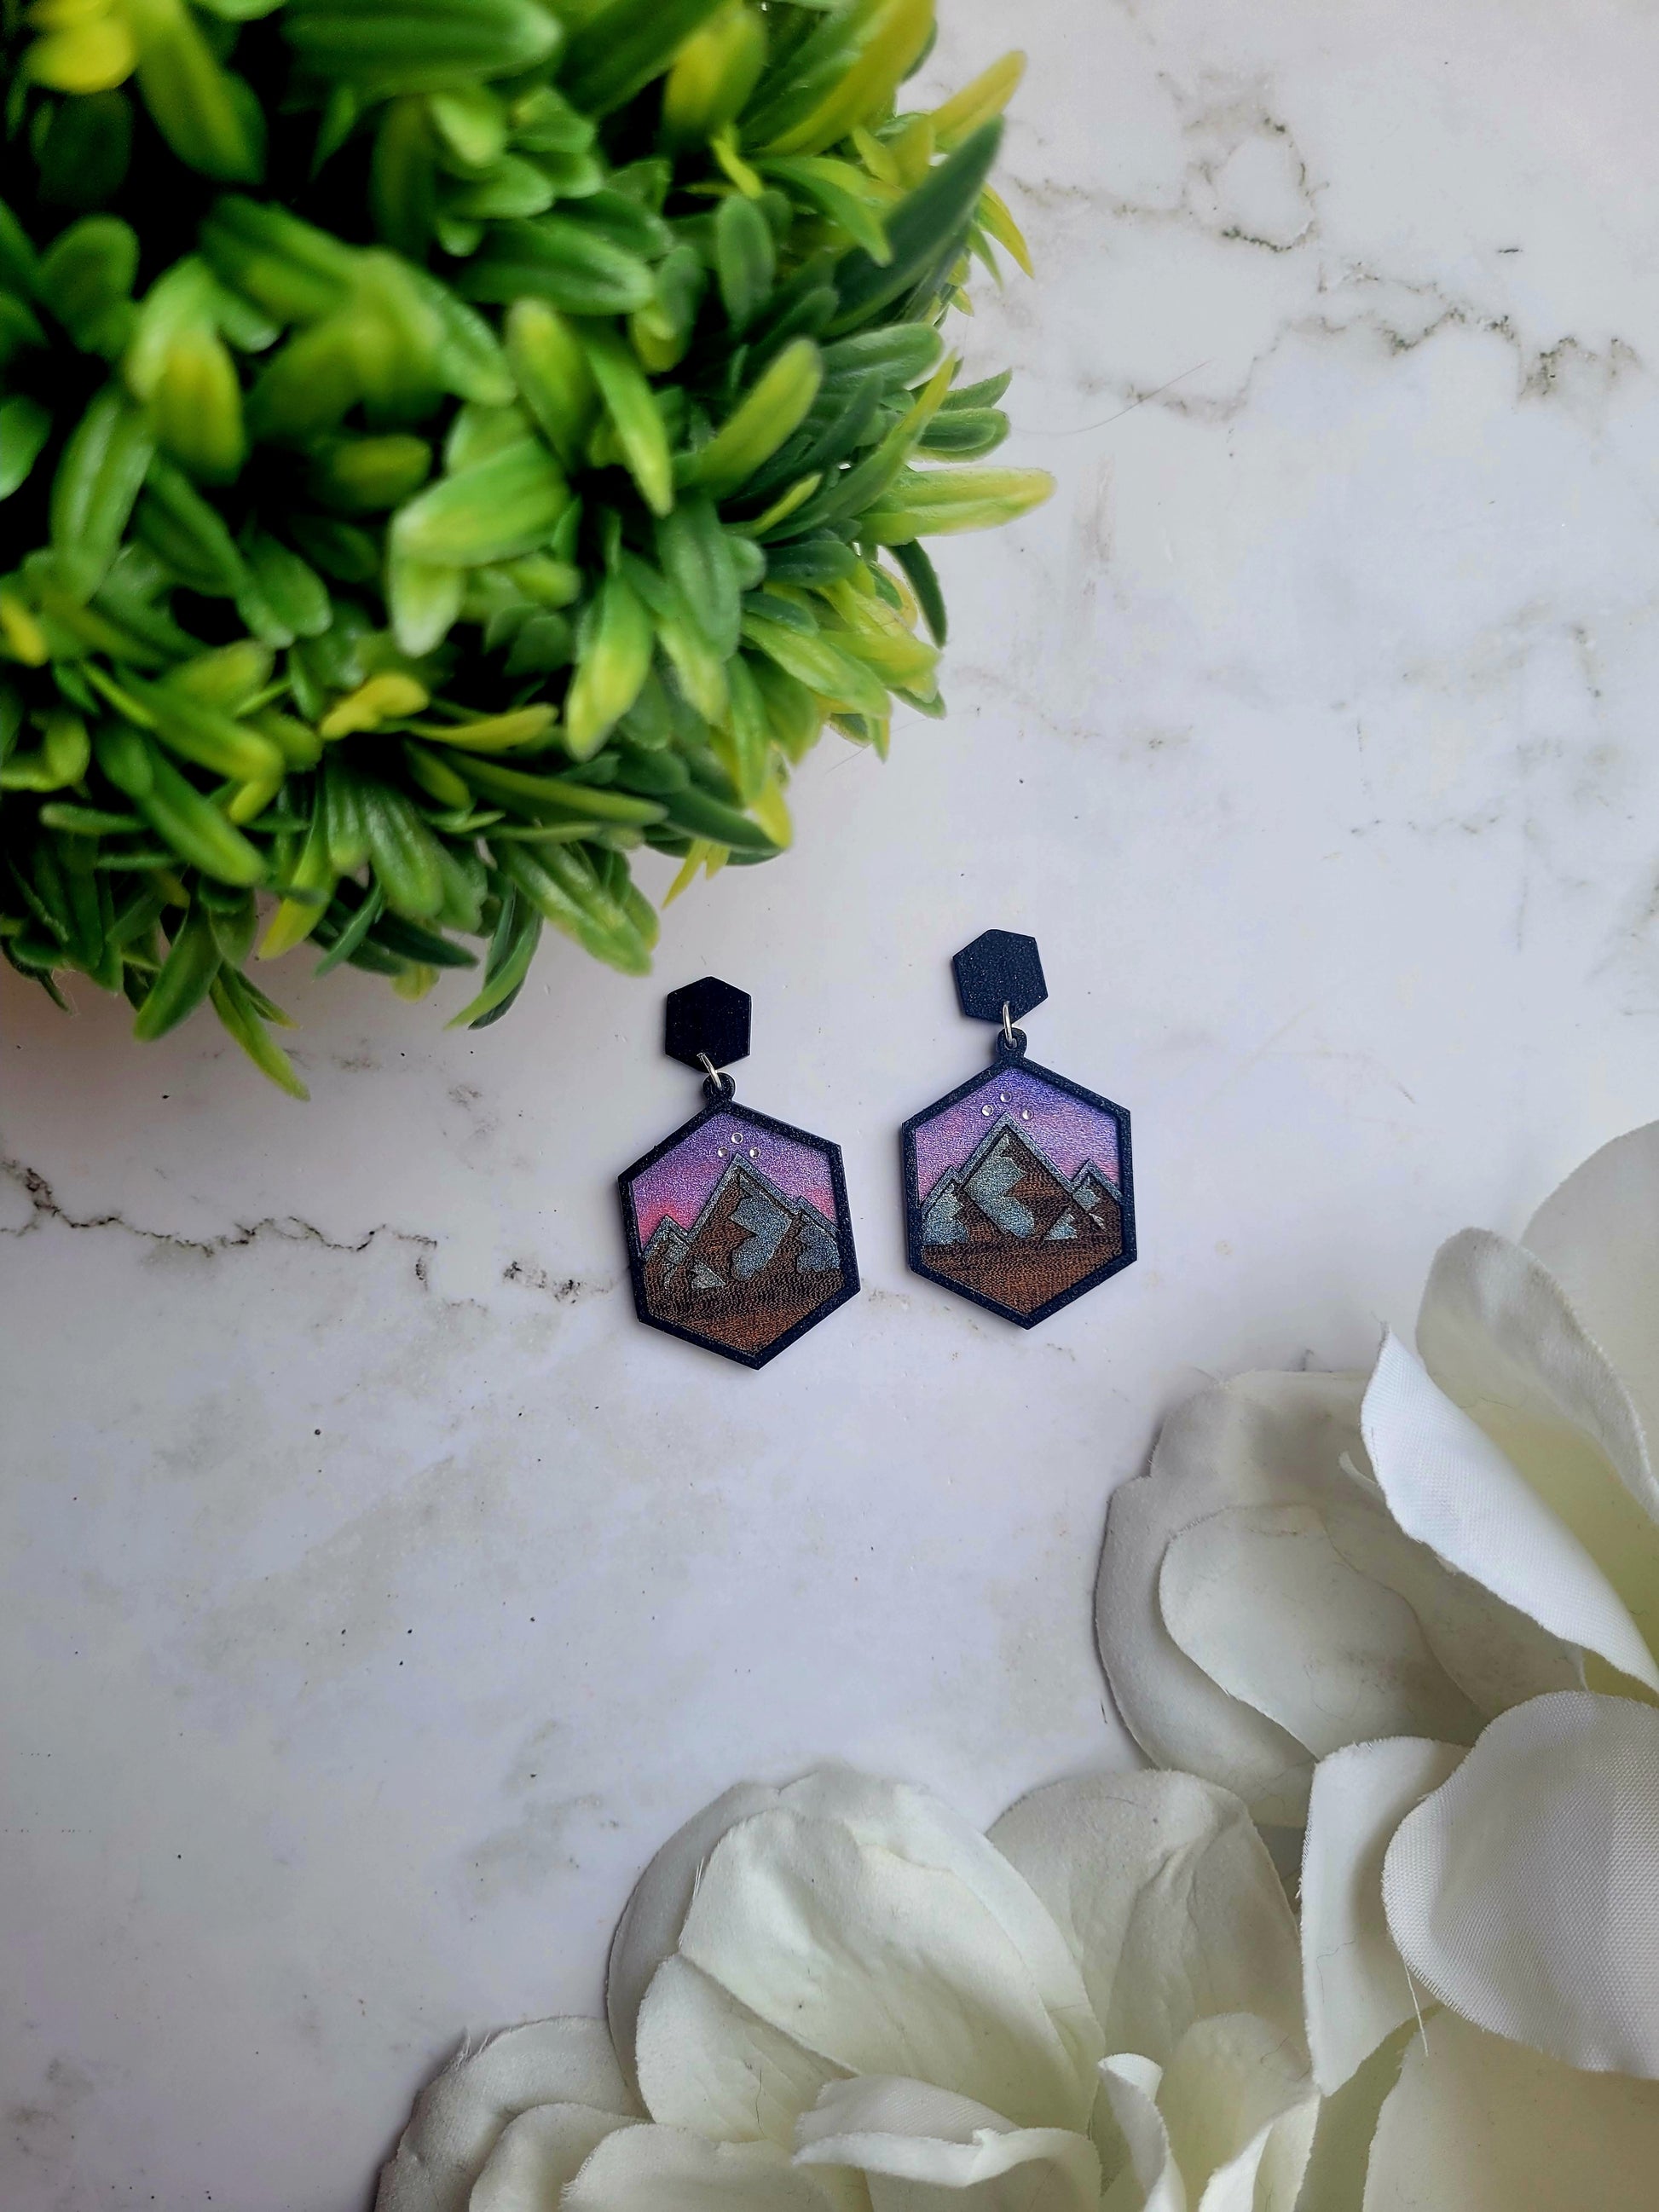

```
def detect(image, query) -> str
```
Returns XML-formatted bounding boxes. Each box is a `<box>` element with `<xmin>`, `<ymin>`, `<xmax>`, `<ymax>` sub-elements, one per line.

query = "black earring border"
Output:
<box><xmin>899</xmin><ymin>1051</ymin><xmax>1136</xmax><ymax>1328</ymax></box>
<box><xmin>618</xmin><ymin>1094</ymin><xmax>862</xmax><ymax>1372</ymax></box>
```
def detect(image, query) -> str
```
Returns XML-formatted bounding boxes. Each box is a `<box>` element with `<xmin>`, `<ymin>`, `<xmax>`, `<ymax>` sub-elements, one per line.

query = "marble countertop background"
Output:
<box><xmin>6</xmin><ymin>2</ymin><xmax>1659</xmax><ymax>2203</ymax></box>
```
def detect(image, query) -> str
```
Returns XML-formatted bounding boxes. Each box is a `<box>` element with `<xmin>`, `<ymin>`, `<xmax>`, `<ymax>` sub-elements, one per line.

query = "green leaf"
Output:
<box><xmin>655</xmin><ymin>494</ymin><xmax>741</xmax><ymax>659</ymax></box>
<box><xmin>715</xmin><ymin>192</ymin><xmax>776</xmax><ymax>332</ymax></box>
<box><xmin>462</xmin><ymin>217</ymin><xmax>656</xmax><ymax>318</ymax></box>
<box><xmin>916</xmin><ymin>407</ymin><xmax>1009</xmax><ymax>459</ymax></box>
<box><xmin>41</xmin><ymin>216</ymin><xmax>137</xmax><ymax>355</ymax></box>
<box><xmin>392</xmin><ymin>439</ymin><xmax>569</xmax><ymax>567</ymax></box>
<box><xmin>560</xmin><ymin>0</ymin><xmax>729</xmax><ymax>118</ymax></box>
<box><xmin>893</xmin><ymin>537</ymin><xmax>946</xmax><ymax>644</ymax></box>
<box><xmin>282</xmin><ymin>0</ymin><xmax>562</xmax><ymax>94</ymax></box>
<box><xmin>0</xmin><ymin>398</ymin><xmax>51</xmax><ymax>500</ymax></box>
<box><xmin>763</xmin><ymin>156</ymin><xmax>890</xmax><ymax>262</ymax></box>
<box><xmin>677</xmin><ymin>338</ymin><xmax>823</xmax><ymax>498</ymax></box>
<box><xmin>210</xmin><ymin>969</ymin><xmax>309</xmax><ymax>1097</ymax></box>
<box><xmin>448</xmin><ymin>890</ymin><xmax>540</xmax><ymax>1028</ymax></box>
<box><xmin>565</xmin><ymin>574</ymin><xmax>654</xmax><ymax>759</ymax></box>
<box><xmin>581</xmin><ymin>325</ymin><xmax>674</xmax><ymax>516</ymax></box>
<box><xmin>132</xmin><ymin>898</ymin><xmax>221</xmax><ymax>1040</ymax></box>
<box><xmin>830</xmin><ymin>121</ymin><xmax>1003</xmax><ymax>336</ymax></box>
<box><xmin>746</xmin><ymin>0</ymin><xmax>934</xmax><ymax>157</ymax></box>
<box><xmin>859</xmin><ymin>464</ymin><xmax>1055</xmax><ymax>541</ymax></box>
<box><xmin>128</xmin><ymin>0</ymin><xmax>266</xmax><ymax>184</ymax></box>
<box><xmin>50</xmin><ymin>385</ymin><xmax>155</xmax><ymax>601</ymax></box>
<box><xmin>312</xmin><ymin>882</ymin><xmax>385</xmax><ymax>976</ymax></box>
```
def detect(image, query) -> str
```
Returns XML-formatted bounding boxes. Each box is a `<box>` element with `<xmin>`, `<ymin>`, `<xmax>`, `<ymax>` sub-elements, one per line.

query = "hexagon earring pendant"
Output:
<box><xmin>901</xmin><ymin>933</ymin><xmax>1136</xmax><ymax>1328</ymax></box>
<box><xmin>618</xmin><ymin>977</ymin><xmax>860</xmax><ymax>1369</ymax></box>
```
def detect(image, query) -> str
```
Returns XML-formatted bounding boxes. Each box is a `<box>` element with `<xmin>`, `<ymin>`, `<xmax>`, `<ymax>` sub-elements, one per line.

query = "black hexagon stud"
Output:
<box><xmin>952</xmin><ymin>930</ymin><xmax>1047</xmax><ymax>1025</ymax></box>
<box><xmin>664</xmin><ymin>975</ymin><xmax>751</xmax><ymax>1070</ymax></box>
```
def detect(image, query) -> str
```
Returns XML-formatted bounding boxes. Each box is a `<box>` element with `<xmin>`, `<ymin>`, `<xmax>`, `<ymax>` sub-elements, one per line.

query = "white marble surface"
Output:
<box><xmin>6</xmin><ymin>1</ymin><xmax>1659</xmax><ymax>2203</ymax></box>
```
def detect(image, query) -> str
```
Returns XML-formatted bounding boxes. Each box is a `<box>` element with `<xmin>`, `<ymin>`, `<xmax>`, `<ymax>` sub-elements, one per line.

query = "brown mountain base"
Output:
<box><xmin>924</xmin><ymin>1227</ymin><xmax>1122</xmax><ymax>1317</ymax></box>
<box><xmin>654</xmin><ymin>1268</ymin><xmax>843</xmax><ymax>1354</ymax></box>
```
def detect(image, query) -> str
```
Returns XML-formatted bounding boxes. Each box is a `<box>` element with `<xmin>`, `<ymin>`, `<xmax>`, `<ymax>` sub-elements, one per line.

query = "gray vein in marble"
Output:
<box><xmin>3</xmin><ymin>1158</ymin><xmax>623</xmax><ymax>1314</ymax></box>
<box><xmin>0</xmin><ymin>1158</ymin><xmax>440</xmax><ymax>1285</ymax></box>
<box><xmin>501</xmin><ymin>1258</ymin><xmax>613</xmax><ymax>1302</ymax></box>
<box><xmin>1036</xmin><ymin>273</ymin><xmax>1641</xmax><ymax>430</ymax></box>
<box><xmin>1007</xmin><ymin>66</ymin><xmax>1643</xmax><ymax>431</ymax></box>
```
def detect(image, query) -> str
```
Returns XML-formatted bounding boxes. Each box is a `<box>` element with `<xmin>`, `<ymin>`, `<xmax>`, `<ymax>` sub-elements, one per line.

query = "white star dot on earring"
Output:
<box><xmin>749</xmin><ymin>1147</ymin><xmax>758</xmax><ymax>1158</ymax></box>
<box><xmin>981</xmin><ymin>1105</ymin><xmax>992</xmax><ymax>1117</ymax></box>
<box><xmin>999</xmin><ymin>1093</ymin><xmax>1009</xmax><ymax>1103</ymax></box>
<box><xmin>715</xmin><ymin>1146</ymin><xmax>725</xmax><ymax>1157</ymax></box>
<box><xmin>1021</xmin><ymin>1110</ymin><xmax>1031</xmax><ymax>1121</ymax></box>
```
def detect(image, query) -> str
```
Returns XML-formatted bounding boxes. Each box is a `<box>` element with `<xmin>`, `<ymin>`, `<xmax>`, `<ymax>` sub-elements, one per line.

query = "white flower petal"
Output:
<box><xmin>1099</xmin><ymin>1374</ymin><xmax>1366</xmax><ymax>1822</ymax></box>
<box><xmin>795</xmin><ymin>2076</ymin><xmax>1101</xmax><ymax>2211</ymax></box>
<box><xmin>1098</xmin><ymin>2056</ymin><xmax>1185</xmax><ymax>2212</ymax></box>
<box><xmin>1106</xmin><ymin>1365</ymin><xmax>1557</xmax><ymax>1808</ymax></box>
<box><xmin>636</xmin><ymin>1954</ymin><xmax>847</xmax><ymax>2147</ymax></box>
<box><xmin>1198</xmin><ymin>2116</ymin><xmax>1312</xmax><ymax>2212</ymax></box>
<box><xmin>1361</xmin><ymin>2012</ymin><xmax>1659</xmax><ymax>2211</ymax></box>
<box><xmin>563</xmin><ymin>2123</ymin><xmax>839</xmax><ymax>2211</ymax></box>
<box><xmin>1316</xmin><ymin>1494</ymin><xmax>1577</xmax><ymax>1726</ymax></box>
<box><xmin>675</xmin><ymin>1805</ymin><xmax>1095</xmax><ymax>2131</ymax></box>
<box><xmin>1362</xmin><ymin>1334</ymin><xmax>1659</xmax><ymax>1692</ymax></box>
<box><xmin>1384</xmin><ymin>1692</ymin><xmax>1659</xmax><ymax>2076</ymax></box>
<box><xmin>1300</xmin><ymin>1740</ymin><xmax>1464</xmax><ymax>2093</ymax></box>
<box><xmin>606</xmin><ymin>1783</ymin><xmax>778</xmax><ymax>2091</ymax></box>
<box><xmin>1159</xmin><ymin>1505</ymin><xmax>1485</xmax><ymax>1756</ymax></box>
<box><xmin>376</xmin><ymin>2019</ymin><xmax>639</xmax><ymax>2212</ymax></box>
<box><xmin>989</xmin><ymin>1771</ymin><xmax>1304</xmax><ymax>2067</ymax></box>
<box><xmin>1294</xmin><ymin>2029</ymin><xmax>1413</xmax><ymax>2212</ymax></box>
<box><xmin>1154</xmin><ymin>2014</ymin><xmax>1317</xmax><ymax>2212</ymax></box>
<box><xmin>774</xmin><ymin>1770</ymin><xmax>1101</xmax><ymax>2086</ymax></box>
<box><xmin>470</xmin><ymin>2105</ymin><xmax>637</xmax><ymax>2212</ymax></box>
<box><xmin>1418</xmin><ymin>1231</ymin><xmax>1659</xmax><ymax>1659</ymax></box>
<box><xmin>1523</xmin><ymin>1121</ymin><xmax>1659</xmax><ymax>1474</ymax></box>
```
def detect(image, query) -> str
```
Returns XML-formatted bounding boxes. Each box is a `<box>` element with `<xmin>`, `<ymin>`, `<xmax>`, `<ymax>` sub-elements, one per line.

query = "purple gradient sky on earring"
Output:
<box><xmin>629</xmin><ymin>1112</ymin><xmax>839</xmax><ymax>1242</ymax></box>
<box><xmin>910</xmin><ymin>1066</ymin><xmax>1123</xmax><ymax>1199</ymax></box>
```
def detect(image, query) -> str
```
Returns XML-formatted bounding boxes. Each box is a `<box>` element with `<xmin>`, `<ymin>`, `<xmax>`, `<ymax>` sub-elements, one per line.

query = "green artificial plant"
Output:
<box><xmin>0</xmin><ymin>0</ymin><xmax>1049</xmax><ymax>1093</ymax></box>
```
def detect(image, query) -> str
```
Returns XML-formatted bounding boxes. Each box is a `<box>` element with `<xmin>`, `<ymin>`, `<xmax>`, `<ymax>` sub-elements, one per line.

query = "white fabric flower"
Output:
<box><xmin>377</xmin><ymin>1766</ymin><xmax>1318</xmax><ymax>2212</ymax></box>
<box><xmin>1292</xmin><ymin>1701</ymin><xmax>1659</xmax><ymax>2205</ymax></box>
<box><xmin>1098</xmin><ymin>1123</ymin><xmax>1659</xmax><ymax>2197</ymax></box>
<box><xmin>1098</xmin><ymin>1122</ymin><xmax>1659</xmax><ymax>1824</ymax></box>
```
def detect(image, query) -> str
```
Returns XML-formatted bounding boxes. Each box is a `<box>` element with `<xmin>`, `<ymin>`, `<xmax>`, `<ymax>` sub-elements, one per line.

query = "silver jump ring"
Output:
<box><xmin>1002</xmin><ymin>1002</ymin><xmax>1017</xmax><ymax>1048</ymax></box>
<box><xmin>698</xmin><ymin>1054</ymin><xmax>736</xmax><ymax>1103</ymax></box>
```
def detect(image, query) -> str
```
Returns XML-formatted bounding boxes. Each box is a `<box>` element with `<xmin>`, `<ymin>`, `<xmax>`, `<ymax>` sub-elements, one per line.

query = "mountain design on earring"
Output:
<box><xmin>902</xmin><ymin>933</ymin><xmax>1136</xmax><ymax>1326</ymax></box>
<box><xmin>922</xmin><ymin>1103</ymin><xmax>1124</xmax><ymax>1258</ymax></box>
<box><xmin>619</xmin><ymin>977</ymin><xmax>859</xmax><ymax>1368</ymax></box>
<box><xmin>633</xmin><ymin>1114</ymin><xmax>847</xmax><ymax>1355</ymax></box>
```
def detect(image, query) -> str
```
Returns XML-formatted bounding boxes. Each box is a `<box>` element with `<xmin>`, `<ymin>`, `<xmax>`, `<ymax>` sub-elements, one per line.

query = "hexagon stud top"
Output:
<box><xmin>952</xmin><ymin>932</ymin><xmax>1048</xmax><ymax>1025</ymax></box>
<box><xmin>665</xmin><ymin>976</ymin><xmax>752</xmax><ymax>1071</ymax></box>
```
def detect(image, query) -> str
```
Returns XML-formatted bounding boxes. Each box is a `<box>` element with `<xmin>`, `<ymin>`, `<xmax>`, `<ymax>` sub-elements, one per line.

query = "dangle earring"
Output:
<box><xmin>618</xmin><ymin>977</ymin><xmax>859</xmax><ymax>1369</ymax></box>
<box><xmin>901</xmin><ymin>932</ymin><xmax>1136</xmax><ymax>1327</ymax></box>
